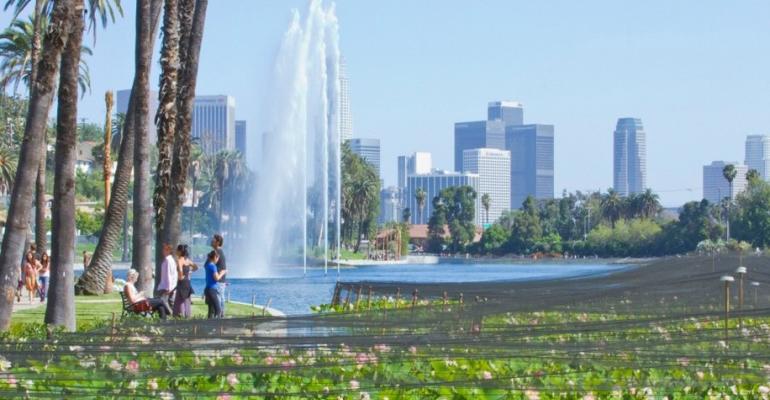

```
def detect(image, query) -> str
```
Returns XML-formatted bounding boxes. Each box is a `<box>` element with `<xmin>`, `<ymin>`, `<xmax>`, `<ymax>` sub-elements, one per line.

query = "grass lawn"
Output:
<box><xmin>11</xmin><ymin>292</ymin><xmax>270</xmax><ymax>331</ymax></box>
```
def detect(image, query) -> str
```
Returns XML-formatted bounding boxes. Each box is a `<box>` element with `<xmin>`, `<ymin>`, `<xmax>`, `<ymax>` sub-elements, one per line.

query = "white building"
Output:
<box><xmin>613</xmin><ymin>118</ymin><xmax>647</xmax><ymax>196</ymax></box>
<box><xmin>192</xmin><ymin>95</ymin><xmax>236</xmax><ymax>155</ymax></box>
<box><xmin>379</xmin><ymin>186</ymin><xmax>401</xmax><ymax>224</ymax></box>
<box><xmin>703</xmin><ymin>161</ymin><xmax>748</xmax><ymax>204</ymax></box>
<box><xmin>462</xmin><ymin>148</ymin><xmax>510</xmax><ymax>225</ymax></box>
<box><xmin>406</xmin><ymin>171</ymin><xmax>481</xmax><ymax>226</ymax></box>
<box><xmin>397</xmin><ymin>152</ymin><xmax>432</xmax><ymax>190</ymax></box>
<box><xmin>745</xmin><ymin>135</ymin><xmax>770</xmax><ymax>180</ymax></box>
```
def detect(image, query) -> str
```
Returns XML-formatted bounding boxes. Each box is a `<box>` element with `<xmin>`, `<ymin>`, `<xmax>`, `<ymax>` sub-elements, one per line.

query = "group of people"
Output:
<box><xmin>123</xmin><ymin>234</ymin><xmax>228</xmax><ymax>320</ymax></box>
<box><xmin>17</xmin><ymin>244</ymin><xmax>50</xmax><ymax>304</ymax></box>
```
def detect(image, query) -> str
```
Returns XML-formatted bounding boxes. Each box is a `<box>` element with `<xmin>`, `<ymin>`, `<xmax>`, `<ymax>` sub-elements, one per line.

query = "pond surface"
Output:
<box><xmin>187</xmin><ymin>262</ymin><xmax>629</xmax><ymax>315</ymax></box>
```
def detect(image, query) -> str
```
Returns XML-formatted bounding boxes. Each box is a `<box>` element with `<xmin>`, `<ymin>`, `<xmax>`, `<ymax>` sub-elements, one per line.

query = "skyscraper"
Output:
<box><xmin>340</xmin><ymin>57</ymin><xmax>353</xmax><ymax>142</ymax></box>
<box><xmin>116</xmin><ymin>89</ymin><xmax>159</xmax><ymax>142</ymax></box>
<box><xmin>613</xmin><ymin>118</ymin><xmax>647</xmax><ymax>196</ymax></box>
<box><xmin>462</xmin><ymin>148</ymin><xmax>510</xmax><ymax>225</ymax></box>
<box><xmin>745</xmin><ymin>135</ymin><xmax>770</xmax><ymax>180</ymax></box>
<box><xmin>406</xmin><ymin>171</ymin><xmax>480</xmax><ymax>225</ymax></box>
<box><xmin>192</xmin><ymin>95</ymin><xmax>236</xmax><ymax>155</ymax></box>
<box><xmin>454</xmin><ymin>101</ymin><xmax>523</xmax><ymax>171</ymax></box>
<box><xmin>348</xmin><ymin>138</ymin><xmax>380</xmax><ymax>177</ymax></box>
<box><xmin>397</xmin><ymin>152</ymin><xmax>432</xmax><ymax>190</ymax></box>
<box><xmin>235</xmin><ymin>120</ymin><xmax>247</xmax><ymax>157</ymax></box>
<box><xmin>703</xmin><ymin>161</ymin><xmax>749</xmax><ymax>204</ymax></box>
<box><xmin>379</xmin><ymin>186</ymin><xmax>401</xmax><ymax>224</ymax></box>
<box><xmin>506</xmin><ymin>124</ymin><xmax>555</xmax><ymax>209</ymax></box>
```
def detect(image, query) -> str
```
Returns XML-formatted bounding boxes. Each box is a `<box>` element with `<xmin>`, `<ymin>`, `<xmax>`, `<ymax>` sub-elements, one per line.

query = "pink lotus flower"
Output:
<box><xmin>360</xmin><ymin>392</ymin><xmax>371</xmax><ymax>400</ymax></box>
<box><xmin>408</xmin><ymin>346</ymin><xmax>417</xmax><ymax>355</ymax></box>
<box><xmin>264</xmin><ymin>356</ymin><xmax>274</xmax><ymax>365</ymax></box>
<box><xmin>482</xmin><ymin>371</ymin><xmax>493</xmax><ymax>380</ymax></box>
<box><xmin>355</xmin><ymin>353</ymin><xmax>369</xmax><ymax>365</ymax></box>
<box><xmin>231</xmin><ymin>353</ymin><xmax>243</xmax><ymax>365</ymax></box>
<box><xmin>216</xmin><ymin>395</ymin><xmax>231</xmax><ymax>400</ymax></box>
<box><xmin>226</xmin><ymin>373</ymin><xmax>239</xmax><ymax>386</ymax></box>
<box><xmin>583</xmin><ymin>394</ymin><xmax>596</xmax><ymax>400</ymax></box>
<box><xmin>350</xmin><ymin>380</ymin><xmax>360</xmax><ymax>390</ymax></box>
<box><xmin>125</xmin><ymin>360</ymin><xmax>139</xmax><ymax>374</ymax></box>
<box><xmin>108</xmin><ymin>360</ymin><xmax>122</xmax><ymax>371</ymax></box>
<box><xmin>6</xmin><ymin>374</ymin><xmax>17</xmax><ymax>388</ymax></box>
<box><xmin>148</xmin><ymin>379</ymin><xmax>158</xmax><ymax>391</ymax></box>
<box><xmin>525</xmin><ymin>389</ymin><xmax>540</xmax><ymax>400</ymax></box>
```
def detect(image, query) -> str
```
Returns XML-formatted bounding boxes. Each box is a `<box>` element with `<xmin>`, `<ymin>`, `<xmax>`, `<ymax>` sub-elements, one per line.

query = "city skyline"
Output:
<box><xmin>22</xmin><ymin>0</ymin><xmax>768</xmax><ymax>207</ymax></box>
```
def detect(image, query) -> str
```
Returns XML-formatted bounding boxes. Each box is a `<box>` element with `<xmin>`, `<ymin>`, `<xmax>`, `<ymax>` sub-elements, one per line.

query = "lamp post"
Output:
<box><xmin>751</xmin><ymin>281</ymin><xmax>760</xmax><ymax>308</ymax></box>
<box><xmin>735</xmin><ymin>267</ymin><xmax>746</xmax><ymax>329</ymax></box>
<box><xmin>720</xmin><ymin>275</ymin><xmax>734</xmax><ymax>344</ymax></box>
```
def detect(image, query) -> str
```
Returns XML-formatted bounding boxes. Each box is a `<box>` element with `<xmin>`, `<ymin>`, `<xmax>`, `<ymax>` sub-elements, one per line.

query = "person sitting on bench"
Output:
<box><xmin>124</xmin><ymin>269</ymin><xmax>171</xmax><ymax>319</ymax></box>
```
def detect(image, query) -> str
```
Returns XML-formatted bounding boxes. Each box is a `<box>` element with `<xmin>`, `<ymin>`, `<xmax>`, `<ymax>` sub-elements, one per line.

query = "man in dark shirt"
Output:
<box><xmin>211</xmin><ymin>234</ymin><xmax>226</xmax><ymax>317</ymax></box>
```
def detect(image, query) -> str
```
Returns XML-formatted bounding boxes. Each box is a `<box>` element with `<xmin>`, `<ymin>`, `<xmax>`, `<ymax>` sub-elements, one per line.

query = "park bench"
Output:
<box><xmin>119</xmin><ymin>291</ymin><xmax>154</xmax><ymax>319</ymax></box>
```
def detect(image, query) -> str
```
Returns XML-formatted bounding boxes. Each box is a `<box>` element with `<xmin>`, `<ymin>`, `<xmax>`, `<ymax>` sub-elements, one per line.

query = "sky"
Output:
<box><xmin>4</xmin><ymin>0</ymin><xmax>770</xmax><ymax>207</ymax></box>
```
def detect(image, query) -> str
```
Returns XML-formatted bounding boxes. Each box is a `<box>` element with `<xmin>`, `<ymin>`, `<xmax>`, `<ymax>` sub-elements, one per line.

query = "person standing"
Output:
<box><xmin>82</xmin><ymin>250</ymin><xmax>91</xmax><ymax>270</ymax></box>
<box><xmin>38</xmin><ymin>252</ymin><xmax>50</xmax><ymax>302</ymax></box>
<box><xmin>156</xmin><ymin>243</ymin><xmax>178</xmax><ymax>314</ymax></box>
<box><xmin>22</xmin><ymin>253</ymin><xmax>40</xmax><ymax>304</ymax></box>
<box><xmin>204</xmin><ymin>251</ymin><xmax>226</xmax><ymax>319</ymax></box>
<box><xmin>211</xmin><ymin>234</ymin><xmax>227</xmax><ymax>317</ymax></box>
<box><xmin>172</xmin><ymin>244</ymin><xmax>198</xmax><ymax>318</ymax></box>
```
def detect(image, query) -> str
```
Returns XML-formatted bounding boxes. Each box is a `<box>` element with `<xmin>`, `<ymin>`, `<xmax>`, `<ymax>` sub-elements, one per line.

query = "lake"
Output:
<box><xmin>186</xmin><ymin>262</ymin><xmax>628</xmax><ymax>315</ymax></box>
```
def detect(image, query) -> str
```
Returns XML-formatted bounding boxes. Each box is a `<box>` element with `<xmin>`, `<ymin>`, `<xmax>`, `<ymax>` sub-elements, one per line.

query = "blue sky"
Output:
<box><xmin>5</xmin><ymin>0</ymin><xmax>770</xmax><ymax>206</ymax></box>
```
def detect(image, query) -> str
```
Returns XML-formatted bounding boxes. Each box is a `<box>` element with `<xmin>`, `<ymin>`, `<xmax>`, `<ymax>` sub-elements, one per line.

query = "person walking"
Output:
<box><xmin>157</xmin><ymin>244</ymin><xmax>178</xmax><ymax>314</ymax></box>
<box><xmin>211</xmin><ymin>234</ymin><xmax>227</xmax><ymax>317</ymax></box>
<box><xmin>172</xmin><ymin>244</ymin><xmax>198</xmax><ymax>318</ymax></box>
<box><xmin>22</xmin><ymin>253</ymin><xmax>40</xmax><ymax>304</ymax></box>
<box><xmin>204</xmin><ymin>251</ymin><xmax>226</xmax><ymax>319</ymax></box>
<box><xmin>38</xmin><ymin>252</ymin><xmax>50</xmax><ymax>302</ymax></box>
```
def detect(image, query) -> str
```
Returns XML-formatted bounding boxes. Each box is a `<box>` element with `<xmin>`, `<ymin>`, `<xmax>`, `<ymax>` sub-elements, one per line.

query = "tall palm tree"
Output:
<box><xmin>163</xmin><ymin>0</ymin><xmax>208</xmax><ymax>248</ymax></box>
<box><xmin>638</xmin><ymin>188</ymin><xmax>660</xmax><ymax>220</ymax></box>
<box><xmin>102</xmin><ymin>90</ymin><xmax>113</xmax><ymax>209</ymax></box>
<box><xmin>45</xmin><ymin>0</ymin><xmax>84</xmax><ymax>331</ymax></box>
<box><xmin>481</xmin><ymin>193</ymin><xmax>491</xmax><ymax>225</ymax></box>
<box><xmin>415</xmin><ymin>187</ymin><xmax>426</xmax><ymax>225</ymax></box>
<box><xmin>746</xmin><ymin>169</ymin><xmax>761</xmax><ymax>186</ymax></box>
<box><xmin>151</xmin><ymin>0</ymin><xmax>181</xmax><ymax>274</ymax></box>
<box><xmin>0</xmin><ymin>0</ymin><xmax>73</xmax><ymax>331</ymax></box>
<box><xmin>601</xmin><ymin>189</ymin><xmax>622</xmax><ymax>228</ymax></box>
<box><xmin>77</xmin><ymin>0</ymin><xmax>161</xmax><ymax>295</ymax></box>
<box><xmin>722</xmin><ymin>164</ymin><xmax>737</xmax><ymax>241</ymax></box>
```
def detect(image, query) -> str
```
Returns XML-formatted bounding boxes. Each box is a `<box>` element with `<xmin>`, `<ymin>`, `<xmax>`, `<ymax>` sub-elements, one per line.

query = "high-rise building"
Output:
<box><xmin>613</xmin><ymin>118</ymin><xmax>647</xmax><ymax>196</ymax></box>
<box><xmin>348</xmin><ymin>138</ymin><xmax>380</xmax><ymax>176</ymax></box>
<box><xmin>340</xmin><ymin>57</ymin><xmax>353</xmax><ymax>141</ymax></box>
<box><xmin>506</xmin><ymin>124</ymin><xmax>555</xmax><ymax>209</ymax></box>
<box><xmin>192</xmin><ymin>95</ymin><xmax>236</xmax><ymax>155</ymax></box>
<box><xmin>462</xmin><ymin>148</ymin><xmax>511</xmax><ymax>225</ymax></box>
<box><xmin>745</xmin><ymin>135</ymin><xmax>770</xmax><ymax>180</ymax></box>
<box><xmin>235</xmin><ymin>120</ymin><xmax>247</xmax><ymax>157</ymax></box>
<box><xmin>703</xmin><ymin>161</ymin><xmax>749</xmax><ymax>204</ymax></box>
<box><xmin>487</xmin><ymin>101</ymin><xmax>524</xmax><ymax>127</ymax></box>
<box><xmin>379</xmin><ymin>186</ymin><xmax>401</xmax><ymax>224</ymax></box>
<box><xmin>406</xmin><ymin>171</ymin><xmax>480</xmax><ymax>225</ymax></box>
<box><xmin>116</xmin><ymin>89</ymin><xmax>159</xmax><ymax>142</ymax></box>
<box><xmin>397</xmin><ymin>152</ymin><xmax>432</xmax><ymax>190</ymax></box>
<box><xmin>454</xmin><ymin>101</ymin><xmax>523</xmax><ymax>171</ymax></box>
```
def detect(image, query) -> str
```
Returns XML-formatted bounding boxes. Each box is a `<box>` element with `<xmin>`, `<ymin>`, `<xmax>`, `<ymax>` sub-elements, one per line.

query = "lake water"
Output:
<box><xmin>186</xmin><ymin>262</ymin><xmax>628</xmax><ymax>315</ymax></box>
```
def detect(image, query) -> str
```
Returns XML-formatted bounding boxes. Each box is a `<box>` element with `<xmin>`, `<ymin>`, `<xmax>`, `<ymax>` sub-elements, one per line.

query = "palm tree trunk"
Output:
<box><xmin>103</xmin><ymin>91</ymin><xmax>113</xmax><ymax>210</ymax></box>
<box><xmin>151</xmin><ymin>0</ymin><xmax>181</xmax><ymax>291</ymax></box>
<box><xmin>76</xmin><ymin>0</ymin><xmax>161</xmax><ymax>295</ymax></box>
<box><xmin>0</xmin><ymin>0</ymin><xmax>73</xmax><ymax>332</ymax></box>
<box><xmin>164</xmin><ymin>0</ymin><xmax>208</xmax><ymax>247</ymax></box>
<box><xmin>32</xmin><ymin>0</ymin><xmax>48</xmax><ymax>258</ymax></box>
<box><xmin>45</xmin><ymin>0</ymin><xmax>84</xmax><ymax>331</ymax></box>
<box><xmin>121</xmin><ymin>211</ymin><xmax>129</xmax><ymax>262</ymax></box>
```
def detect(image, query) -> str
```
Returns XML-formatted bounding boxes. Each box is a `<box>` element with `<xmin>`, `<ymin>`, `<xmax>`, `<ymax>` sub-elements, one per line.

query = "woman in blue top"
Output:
<box><xmin>204</xmin><ymin>250</ymin><xmax>226</xmax><ymax>319</ymax></box>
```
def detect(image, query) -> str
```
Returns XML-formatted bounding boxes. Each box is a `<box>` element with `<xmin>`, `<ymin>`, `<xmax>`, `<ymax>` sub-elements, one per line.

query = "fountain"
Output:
<box><xmin>238</xmin><ymin>0</ymin><xmax>342</xmax><ymax>278</ymax></box>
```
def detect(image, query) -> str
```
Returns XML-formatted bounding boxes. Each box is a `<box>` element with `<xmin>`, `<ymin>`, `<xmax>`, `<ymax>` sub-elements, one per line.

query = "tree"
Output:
<box><xmin>426</xmin><ymin>196</ymin><xmax>447</xmax><ymax>253</ymax></box>
<box><xmin>102</xmin><ymin>90</ymin><xmax>113</xmax><ymax>209</ymax></box>
<box><xmin>163</xmin><ymin>0</ymin><xmax>208</xmax><ymax>249</ymax></box>
<box><xmin>601</xmin><ymin>189</ymin><xmax>623</xmax><ymax>228</ymax></box>
<box><xmin>481</xmin><ymin>193</ymin><xmax>491</xmax><ymax>225</ymax></box>
<box><xmin>637</xmin><ymin>189</ymin><xmax>661</xmax><ymax>220</ymax></box>
<box><xmin>479</xmin><ymin>223</ymin><xmax>509</xmax><ymax>255</ymax></box>
<box><xmin>415</xmin><ymin>187</ymin><xmax>426</xmax><ymax>225</ymax></box>
<box><xmin>401</xmin><ymin>207</ymin><xmax>411</xmax><ymax>224</ymax></box>
<box><xmin>507</xmin><ymin>197</ymin><xmax>543</xmax><ymax>254</ymax></box>
<box><xmin>152</xmin><ymin>0</ymin><xmax>181</xmax><ymax>274</ymax></box>
<box><xmin>732</xmin><ymin>179</ymin><xmax>770</xmax><ymax>248</ymax></box>
<box><xmin>76</xmin><ymin>0</ymin><xmax>161</xmax><ymax>295</ymax></box>
<box><xmin>45</xmin><ymin>0</ymin><xmax>84</xmax><ymax>331</ymax></box>
<box><xmin>722</xmin><ymin>164</ymin><xmax>737</xmax><ymax>240</ymax></box>
<box><xmin>746</xmin><ymin>169</ymin><xmax>762</xmax><ymax>187</ymax></box>
<box><xmin>0</xmin><ymin>147</ymin><xmax>17</xmax><ymax>195</ymax></box>
<box><xmin>0</xmin><ymin>0</ymin><xmax>73</xmax><ymax>331</ymax></box>
<box><xmin>439</xmin><ymin>186</ymin><xmax>477</xmax><ymax>252</ymax></box>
